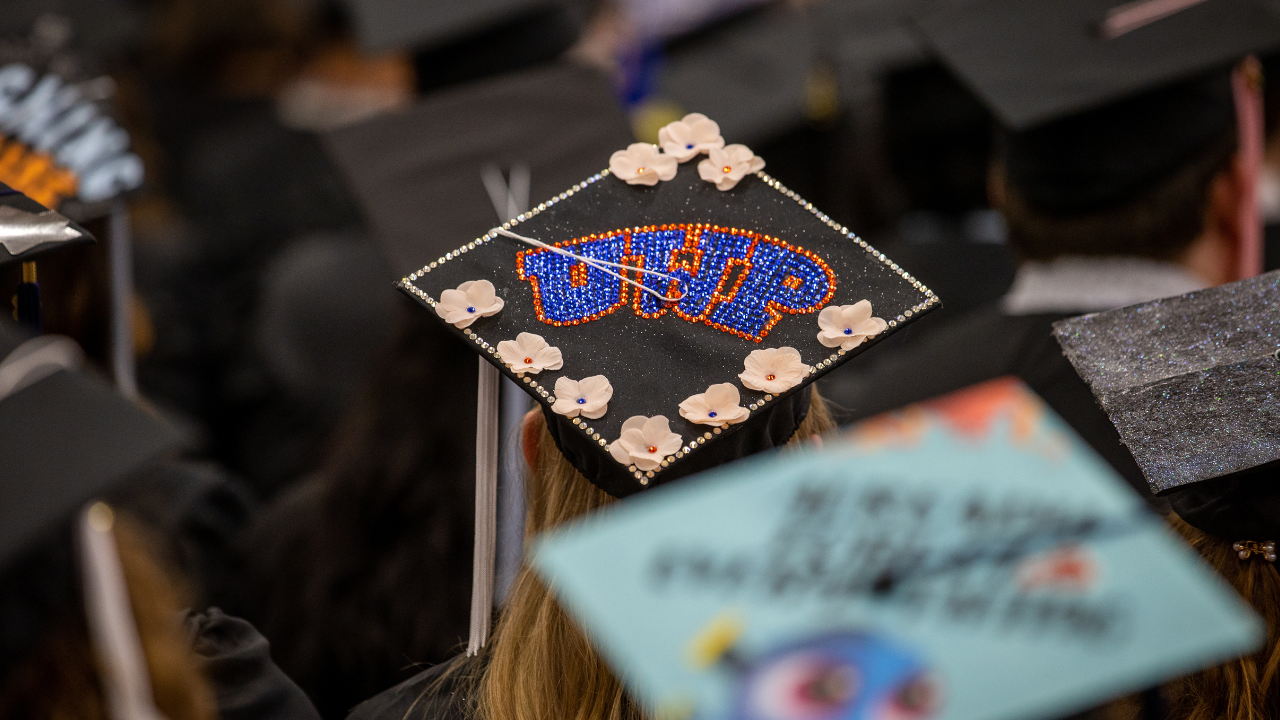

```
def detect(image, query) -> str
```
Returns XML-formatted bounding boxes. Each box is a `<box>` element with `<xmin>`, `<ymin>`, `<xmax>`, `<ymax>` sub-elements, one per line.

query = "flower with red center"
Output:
<box><xmin>496</xmin><ymin>332</ymin><xmax>564</xmax><ymax>374</ymax></box>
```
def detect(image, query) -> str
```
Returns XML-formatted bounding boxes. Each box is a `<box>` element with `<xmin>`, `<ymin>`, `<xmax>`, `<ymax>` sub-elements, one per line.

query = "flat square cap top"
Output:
<box><xmin>918</xmin><ymin>0</ymin><xmax>1280</xmax><ymax>129</ymax></box>
<box><xmin>399</xmin><ymin>133</ymin><xmax>938</xmax><ymax>496</ymax></box>
<box><xmin>1054</xmin><ymin>271</ymin><xmax>1280</xmax><ymax>493</ymax></box>
<box><xmin>0</xmin><ymin>323</ymin><xmax>183</xmax><ymax>570</ymax></box>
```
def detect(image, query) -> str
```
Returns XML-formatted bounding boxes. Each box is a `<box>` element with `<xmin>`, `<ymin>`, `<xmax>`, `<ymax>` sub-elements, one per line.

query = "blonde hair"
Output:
<box><xmin>0</xmin><ymin>516</ymin><xmax>217</xmax><ymax>720</ymax></box>
<box><xmin>1163</xmin><ymin>514</ymin><xmax>1280</xmax><ymax>720</ymax></box>
<box><xmin>446</xmin><ymin>392</ymin><xmax>835</xmax><ymax>720</ymax></box>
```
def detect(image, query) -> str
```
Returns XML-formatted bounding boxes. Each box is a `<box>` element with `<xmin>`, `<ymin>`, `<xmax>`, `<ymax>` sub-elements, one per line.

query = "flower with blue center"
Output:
<box><xmin>552</xmin><ymin>375</ymin><xmax>614</xmax><ymax>419</ymax></box>
<box><xmin>679</xmin><ymin>383</ymin><xmax>750</xmax><ymax>427</ymax></box>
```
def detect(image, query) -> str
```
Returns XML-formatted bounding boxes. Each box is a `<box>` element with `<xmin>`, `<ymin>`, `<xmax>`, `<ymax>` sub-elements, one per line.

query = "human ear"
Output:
<box><xmin>522</xmin><ymin>408</ymin><xmax>542</xmax><ymax>470</ymax></box>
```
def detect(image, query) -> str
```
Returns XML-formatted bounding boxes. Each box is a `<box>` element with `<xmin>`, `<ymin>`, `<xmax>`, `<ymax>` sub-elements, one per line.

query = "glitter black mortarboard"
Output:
<box><xmin>1052</xmin><ymin>270</ymin><xmax>1280</xmax><ymax>497</ymax></box>
<box><xmin>917</xmin><ymin>0</ymin><xmax>1280</xmax><ymax>216</ymax></box>
<box><xmin>399</xmin><ymin>116</ymin><xmax>939</xmax><ymax>497</ymax></box>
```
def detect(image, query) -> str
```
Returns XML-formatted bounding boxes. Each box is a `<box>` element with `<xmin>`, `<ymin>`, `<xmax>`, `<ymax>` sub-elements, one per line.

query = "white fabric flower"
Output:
<box><xmin>679</xmin><ymin>383</ymin><xmax>750</xmax><ymax>426</ymax></box>
<box><xmin>551</xmin><ymin>375</ymin><xmax>613</xmax><ymax>419</ymax></box>
<box><xmin>817</xmin><ymin>300</ymin><xmax>888</xmax><ymax>350</ymax></box>
<box><xmin>697</xmin><ymin>144</ymin><xmax>765</xmax><ymax>191</ymax></box>
<box><xmin>657</xmin><ymin>112</ymin><xmax>725</xmax><ymax>162</ymax></box>
<box><xmin>608</xmin><ymin>415</ymin><xmax>682</xmax><ymax>471</ymax></box>
<box><xmin>739</xmin><ymin>347</ymin><xmax>810</xmax><ymax>394</ymax></box>
<box><xmin>435</xmin><ymin>279</ymin><xmax>504</xmax><ymax>328</ymax></box>
<box><xmin>609</xmin><ymin>143</ymin><xmax>678</xmax><ymax>186</ymax></box>
<box><xmin>496</xmin><ymin>332</ymin><xmax>564</xmax><ymax>373</ymax></box>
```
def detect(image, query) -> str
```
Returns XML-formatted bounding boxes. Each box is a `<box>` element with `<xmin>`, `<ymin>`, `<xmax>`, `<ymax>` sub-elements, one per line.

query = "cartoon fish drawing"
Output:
<box><xmin>686</xmin><ymin>618</ymin><xmax>938</xmax><ymax>720</ymax></box>
<box><xmin>732</xmin><ymin>633</ymin><xmax>938</xmax><ymax>720</ymax></box>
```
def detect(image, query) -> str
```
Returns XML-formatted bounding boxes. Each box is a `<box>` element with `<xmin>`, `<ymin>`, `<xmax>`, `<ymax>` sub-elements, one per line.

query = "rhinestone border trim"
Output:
<box><xmin>398</xmin><ymin>169</ymin><xmax>940</xmax><ymax>486</ymax></box>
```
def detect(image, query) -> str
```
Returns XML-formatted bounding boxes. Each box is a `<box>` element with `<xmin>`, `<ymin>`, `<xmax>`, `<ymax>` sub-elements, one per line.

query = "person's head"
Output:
<box><xmin>465</xmin><ymin>393</ymin><xmax>834</xmax><ymax>720</ymax></box>
<box><xmin>0</xmin><ymin>514</ymin><xmax>216</xmax><ymax>720</ymax></box>
<box><xmin>991</xmin><ymin>68</ymin><xmax>1247</xmax><ymax>285</ymax></box>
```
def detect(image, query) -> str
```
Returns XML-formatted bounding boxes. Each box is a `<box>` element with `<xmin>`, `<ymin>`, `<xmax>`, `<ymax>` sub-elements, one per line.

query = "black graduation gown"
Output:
<box><xmin>817</xmin><ymin>303</ymin><xmax>1161</xmax><ymax>506</ymax></box>
<box><xmin>346</xmin><ymin>659</ymin><xmax>465</xmax><ymax>720</ymax></box>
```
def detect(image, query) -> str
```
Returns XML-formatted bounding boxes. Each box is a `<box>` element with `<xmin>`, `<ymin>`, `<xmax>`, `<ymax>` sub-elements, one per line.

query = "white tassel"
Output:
<box><xmin>468</xmin><ymin>357</ymin><xmax>501</xmax><ymax>655</ymax></box>
<box><xmin>79</xmin><ymin>502</ymin><xmax>167</xmax><ymax>720</ymax></box>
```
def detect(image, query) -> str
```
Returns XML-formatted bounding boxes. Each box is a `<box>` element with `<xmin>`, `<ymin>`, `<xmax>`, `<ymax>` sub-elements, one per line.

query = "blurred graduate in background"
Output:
<box><xmin>822</xmin><ymin>0</ymin><xmax>1280</xmax><ymax>505</ymax></box>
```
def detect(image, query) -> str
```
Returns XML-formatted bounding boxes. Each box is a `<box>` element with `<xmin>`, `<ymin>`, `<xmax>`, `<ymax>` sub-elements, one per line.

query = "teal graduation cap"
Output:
<box><xmin>531</xmin><ymin>378</ymin><xmax>1262</xmax><ymax>720</ymax></box>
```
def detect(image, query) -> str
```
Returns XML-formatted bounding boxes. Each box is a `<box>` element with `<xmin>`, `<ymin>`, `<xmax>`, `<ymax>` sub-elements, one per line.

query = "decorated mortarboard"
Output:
<box><xmin>392</xmin><ymin>111</ymin><xmax>938</xmax><ymax>652</ymax></box>
<box><xmin>324</xmin><ymin>62</ymin><xmax>635</xmax><ymax>277</ymax></box>
<box><xmin>531</xmin><ymin>378</ymin><xmax>1263</xmax><ymax>720</ymax></box>
<box><xmin>0</xmin><ymin>318</ymin><xmax>186</xmax><ymax>717</ymax></box>
<box><xmin>0</xmin><ymin>14</ymin><xmax>145</xmax><ymax>215</ymax></box>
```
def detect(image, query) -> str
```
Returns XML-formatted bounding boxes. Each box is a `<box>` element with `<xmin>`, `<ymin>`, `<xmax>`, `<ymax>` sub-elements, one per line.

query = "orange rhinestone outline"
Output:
<box><xmin>516</xmin><ymin>223</ymin><xmax>836</xmax><ymax>341</ymax></box>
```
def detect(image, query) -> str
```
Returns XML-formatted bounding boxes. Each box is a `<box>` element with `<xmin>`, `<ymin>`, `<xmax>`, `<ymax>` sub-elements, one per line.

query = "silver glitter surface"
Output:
<box><xmin>1053</xmin><ymin>271</ymin><xmax>1280</xmax><ymax>492</ymax></box>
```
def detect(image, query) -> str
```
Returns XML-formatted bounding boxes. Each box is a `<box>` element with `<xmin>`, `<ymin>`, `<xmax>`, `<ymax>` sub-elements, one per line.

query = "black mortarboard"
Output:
<box><xmin>918</xmin><ymin>0</ymin><xmax>1280</xmax><ymax>215</ymax></box>
<box><xmin>324</xmin><ymin>63</ymin><xmax>635</xmax><ymax>277</ymax></box>
<box><xmin>387</xmin><ymin>110</ymin><xmax>938</xmax><ymax>653</ymax></box>
<box><xmin>0</xmin><ymin>319</ymin><xmax>185</xmax><ymax>686</ymax></box>
<box><xmin>400</xmin><ymin>119</ymin><xmax>938</xmax><ymax>496</ymax></box>
<box><xmin>1052</xmin><ymin>270</ymin><xmax>1280</xmax><ymax>496</ymax></box>
<box><xmin>0</xmin><ymin>180</ymin><xmax>92</xmax><ymax>266</ymax></box>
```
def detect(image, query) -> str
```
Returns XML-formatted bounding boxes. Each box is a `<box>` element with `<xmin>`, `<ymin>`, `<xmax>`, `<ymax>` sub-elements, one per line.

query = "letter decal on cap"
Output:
<box><xmin>517</xmin><ymin>224</ymin><xmax>836</xmax><ymax>342</ymax></box>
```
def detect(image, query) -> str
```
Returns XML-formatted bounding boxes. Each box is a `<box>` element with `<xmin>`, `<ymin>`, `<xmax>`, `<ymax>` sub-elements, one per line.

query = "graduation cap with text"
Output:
<box><xmin>918</xmin><ymin>0</ymin><xmax>1280</xmax><ymax>242</ymax></box>
<box><xmin>388</xmin><ymin>101</ymin><xmax>938</xmax><ymax>651</ymax></box>
<box><xmin>0</xmin><ymin>318</ymin><xmax>185</xmax><ymax>711</ymax></box>
<box><xmin>530</xmin><ymin>378</ymin><xmax>1263</xmax><ymax>720</ymax></box>
<box><xmin>1054</xmin><ymin>271</ymin><xmax>1280</xmax><ymax>543</ymax></box>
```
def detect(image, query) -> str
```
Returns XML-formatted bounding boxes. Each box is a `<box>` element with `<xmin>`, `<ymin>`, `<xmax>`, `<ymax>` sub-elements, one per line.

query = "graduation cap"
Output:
<box><xmin>325</xmin><ymin>62</ymin><xmax>636</xmax><ymax>277</ymax></box>
<box><xmin>0</xmin><ymin>318</ymin><xmax>185</xmax><ymax>716</ymax></box>
<box><xmin>1053</xmin><ymin>270</ymin><xmax>1280</xmax><ymax>535</ymax></box>
<box><xmin>530</xmin><ymin>378</ymin><xmax>1263</xmax><ymax>720</ymax></box>
<box><xmin>388</xmin><ymin>104</ymin><xmax>938</xmax><ymax>650</ymax></box>
<box><xmin>917</xmin><ymin>0</ymin><xmax>1280</xmax><ymax>274</ymax></box>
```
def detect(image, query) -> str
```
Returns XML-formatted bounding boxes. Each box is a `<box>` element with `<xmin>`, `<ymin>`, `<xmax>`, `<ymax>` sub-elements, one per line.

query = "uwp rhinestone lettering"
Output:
<box><xmin>517</xmin><ymin>223</ymin><xmax>836</xmax><ymax>342</ymax></box>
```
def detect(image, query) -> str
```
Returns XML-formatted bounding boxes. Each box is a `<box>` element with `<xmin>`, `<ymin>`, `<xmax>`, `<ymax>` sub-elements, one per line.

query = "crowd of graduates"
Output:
<box><xmin>3</xmin><ymin>1</ymin><xmax>1280</xmax><ymax>720</ymax></box>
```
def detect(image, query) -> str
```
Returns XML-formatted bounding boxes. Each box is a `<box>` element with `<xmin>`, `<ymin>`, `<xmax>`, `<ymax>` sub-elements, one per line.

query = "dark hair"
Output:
<box><xmin>1001</xmin><ymin>126</ymin><xmax>1237</xmax><ymax>262</ymax></box>
<box><xmin>235</xmin><ymin>297</ymin><xmax>476</xmax><ymax>719</ymax></box>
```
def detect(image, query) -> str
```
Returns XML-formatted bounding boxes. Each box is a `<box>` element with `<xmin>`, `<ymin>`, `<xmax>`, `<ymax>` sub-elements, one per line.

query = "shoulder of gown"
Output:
<box><xmin>184</xmin><ymin>607</ymin><xmax>322</xmax><ymax>720</ymax></box>
<box><xmin>347</xmin><ymin>656</ymin><xmax>468</xmax><ymax>720</ymax></box>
